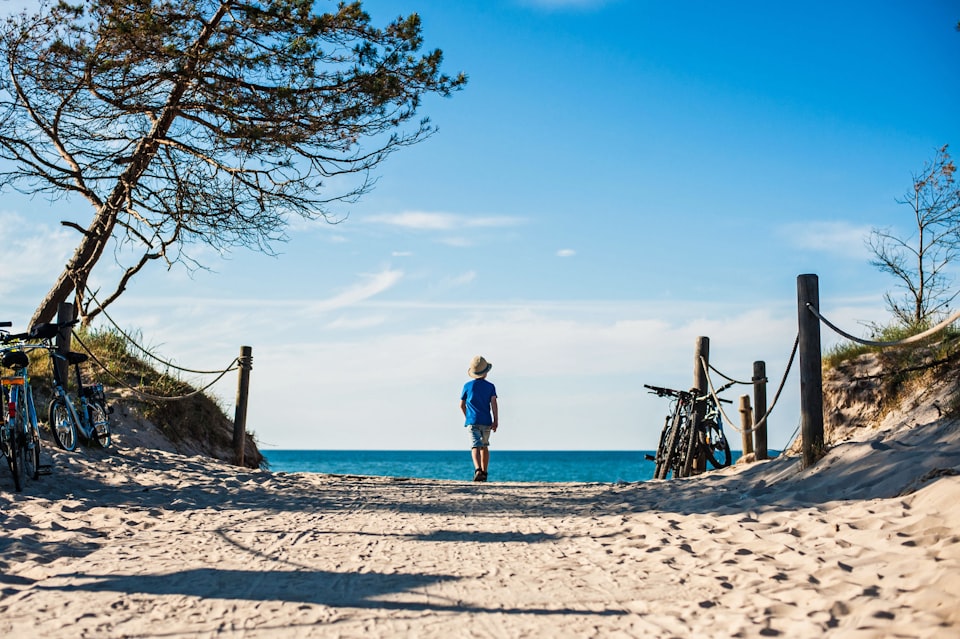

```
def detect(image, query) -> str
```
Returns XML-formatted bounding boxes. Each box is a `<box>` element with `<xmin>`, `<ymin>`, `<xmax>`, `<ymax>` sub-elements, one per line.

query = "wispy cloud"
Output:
<box><xmin>441</xmin><ymin>271</ymin><xmax>476</xmax><ymax>288</ymax></box>
<box><xmin>779</xmin><ymin>220</ymin><xmax>873</xmax><ymax>259</ymax></box>
<box><xmin>556</xmin><ymin>248</ymin><xmax>576</xmax><ymax>257</ymax></box>
<box><xmin>366</xmin><ymin>211</ymin><xmax>525</xmax><ymax>231</ymax></box>
<box><xmin>0</xmin><ymin>211</ymin><xmax>76</xmax><ymax>297</ymax></box>
<box><xmin>303</xmin><ymin>268</ymin><xmax>403</xmax><ymax>314</ymax></box>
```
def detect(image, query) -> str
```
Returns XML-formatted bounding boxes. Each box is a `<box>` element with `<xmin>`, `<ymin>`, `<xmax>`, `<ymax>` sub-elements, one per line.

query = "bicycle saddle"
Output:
<box><xmin>66</xmin><ymin>352</ymin><xmax>88</xmax><ymax>365</ymax></box>
<box><xmin>2</xmin><ymin>351</ymin><xmax>29</xmax><ymax>369</ymax></box>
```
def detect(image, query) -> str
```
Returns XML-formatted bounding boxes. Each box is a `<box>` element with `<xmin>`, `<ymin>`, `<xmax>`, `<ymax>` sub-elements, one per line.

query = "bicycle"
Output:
<box><xmin>30</xmin><ymin>321</ymin><xmax>112</xmax><ymax>451</ymax></box>
<box><xmin>644</xmin><ymin>383</ymin><xmax>732</xmax><ymax>480</ymax></box>
<box><xmin>0</xmin><ymin>322</ymin><xmax>44</xmax><ymax>491</ymax></box>
<box><xmin>644</xmin><ymin>384</ymin><xmax>696</xmax><ymax>479</ymax></box>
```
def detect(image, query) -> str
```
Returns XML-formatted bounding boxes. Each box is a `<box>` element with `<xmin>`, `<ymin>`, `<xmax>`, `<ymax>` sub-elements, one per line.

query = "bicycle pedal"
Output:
<box><xmin>38</xmin><ymin>464</ymin><xmax>53</xmax><ymax>476</ymax></box>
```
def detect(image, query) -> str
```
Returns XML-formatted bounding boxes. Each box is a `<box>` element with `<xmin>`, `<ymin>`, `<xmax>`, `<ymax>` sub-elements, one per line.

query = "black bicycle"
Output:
<box><xmin>645</xmin><ymin>383</ymin><xmax>732</xmax><ymax>480</ymax></box>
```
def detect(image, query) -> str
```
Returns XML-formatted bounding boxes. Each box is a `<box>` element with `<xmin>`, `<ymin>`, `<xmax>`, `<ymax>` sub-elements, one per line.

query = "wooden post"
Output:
<box><xmin>693</xmin><ymin>336</ymin><xmax>709</xmax><ymax>396</ymax></box>
<box><xmin>233</xmin><ymin>346</ymin><xmax>252</xmax><ymax>467</ymax></box>
<box><xmin>54</xmin><ymin>302</ymin><xmax>74</xmax><ymax>391</ymax></box>
<box><xmin>752</xmin><ymin>360</ymin><xmax>768</xmax><ymax>460</ymax></box>
<box><xmin>739</xmin><ymin>395</ymin><xmax>754</xmax><ymax>458</ymax></box>
<box><xmin>797</xmin><ymin>274</ymin><xmax>824</xmax><ymax>469</ymax></box>
<box><xmin>690</xmin><ymin>336</ymin><xmax>710</xmax><ymax>474</ymax></box>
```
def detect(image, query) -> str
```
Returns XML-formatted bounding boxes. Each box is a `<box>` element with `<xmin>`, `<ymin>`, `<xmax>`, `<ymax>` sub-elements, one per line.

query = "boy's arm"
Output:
<box><xmin>460</xmin><ymin>399</ymin><xmax>467</xmax><ymax>418</ymax></box>
<box><xmin>491</xmin><ymin>396</ymin><xmax>499</xmax><ymax>430</ymax></box>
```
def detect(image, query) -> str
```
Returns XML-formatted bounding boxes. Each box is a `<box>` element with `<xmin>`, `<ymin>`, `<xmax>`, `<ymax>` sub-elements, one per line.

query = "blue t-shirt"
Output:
<box><xmin>461</xmin><ymin>378</ymin><xmax>497</xmax><ymax>426</ymax></box>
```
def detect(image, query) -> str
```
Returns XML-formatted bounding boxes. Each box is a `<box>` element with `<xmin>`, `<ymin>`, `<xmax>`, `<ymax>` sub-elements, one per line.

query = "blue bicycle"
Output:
<box><xmin>0</xmin><ymin>322</ymin><xmax>43</xmax><ymax>491</ymax></box>
<box><xmin>23</xmin><ymin>321</ymin><xmax>111</xmax><ymax>450</ymax></box>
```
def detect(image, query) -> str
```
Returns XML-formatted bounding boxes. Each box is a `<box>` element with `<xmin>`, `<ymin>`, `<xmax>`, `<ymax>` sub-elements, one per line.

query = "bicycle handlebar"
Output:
<box><xmin>644</xmin><ymin>382</ymin><xmax>732</xmax><ymax>403</ymax></box>
<box><xmin>643</xmin><ymin>383</ymin><xmax>694</xmax><ymax>399</ymax></box>
<box><xmin>0</xmin><ymin>319</ymin><xmax>79</xmax><ymax>344</ymax></box>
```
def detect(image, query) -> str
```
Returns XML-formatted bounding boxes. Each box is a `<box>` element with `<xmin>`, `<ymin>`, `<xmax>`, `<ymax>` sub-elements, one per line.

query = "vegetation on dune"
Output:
<box><xmin>28</xmin><ymin>326</ymin><xmax>264</xmax><ymax>469</ymax></box>
<box><xmin>823</xmin><ymin>323</ymin><xmax>960</xmax><ymax>422</ymax></box>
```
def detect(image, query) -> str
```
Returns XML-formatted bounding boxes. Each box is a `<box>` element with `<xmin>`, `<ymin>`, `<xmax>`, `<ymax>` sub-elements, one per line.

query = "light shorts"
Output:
<box><xmin>468</xmin><ymin>425</ymin><xmax>493</xmax><ymax>449</ymax></box>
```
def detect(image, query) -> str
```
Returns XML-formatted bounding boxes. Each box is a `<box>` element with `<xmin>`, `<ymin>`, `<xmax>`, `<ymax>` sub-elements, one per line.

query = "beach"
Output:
<box><xmin>2</xmin><ymin>409</ymin><xmax>960</xmax><ymax>638</ymax></box>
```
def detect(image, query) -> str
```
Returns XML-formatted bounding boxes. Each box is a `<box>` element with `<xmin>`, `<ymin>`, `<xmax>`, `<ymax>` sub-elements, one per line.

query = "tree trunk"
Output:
<box><xmin>30</xmin><ymin>206</ymin><xmax>118</xmax><ymax>327</ymax></box>
<box><xmin>29</xmin><ymin>2</ymin><xmax>232</xmax><ymax>328</ymax></box>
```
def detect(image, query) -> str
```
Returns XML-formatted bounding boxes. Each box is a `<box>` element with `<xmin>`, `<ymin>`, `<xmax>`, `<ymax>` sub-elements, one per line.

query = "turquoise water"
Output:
<box><xmin>264</xmin><ymin>450</ymin><xmax>754</xmax><ymax>483</ymax></box>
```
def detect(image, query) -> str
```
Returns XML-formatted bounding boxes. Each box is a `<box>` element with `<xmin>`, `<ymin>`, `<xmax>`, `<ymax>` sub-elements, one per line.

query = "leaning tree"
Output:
<box><xmin>0</xmin><ymin>0</ymin><xmax>465</xmax><ymax>326</ymax></box>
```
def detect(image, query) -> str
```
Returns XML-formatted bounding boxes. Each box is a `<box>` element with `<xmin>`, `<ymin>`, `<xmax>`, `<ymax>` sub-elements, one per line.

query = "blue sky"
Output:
<box><xmin>0</xmin><ymin>0</ymin><xmax>958</xmax><ymax>452</ymax></box>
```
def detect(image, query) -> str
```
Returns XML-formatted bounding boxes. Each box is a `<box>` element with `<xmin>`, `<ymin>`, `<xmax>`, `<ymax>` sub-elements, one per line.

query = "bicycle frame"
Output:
<box><xmin>0</xmin><ymin>339</ymin><xmax>43</xmax><ymax>490</ymax></box>
<box><xmin>46</xmin><ymin>339</ymin><xmax>111</xmax><ymax>449</ymax></box>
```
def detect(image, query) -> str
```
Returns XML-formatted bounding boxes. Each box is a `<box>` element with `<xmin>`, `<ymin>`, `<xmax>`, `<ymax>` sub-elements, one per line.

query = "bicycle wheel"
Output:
<box><xmin>49</xmin><ymin>397</ymin><xmax>78</xmax><ymax>452</ymax></box>
<box><xmin>680</xmin><ymin>413</ymin><xmax>699</xmax><ymax>478</ymax></box>
<box><xmin>25</xmin><ymin>425</ymin><xmax>40</xmax><ymax>480</ymax></box>
<box><xmin>658</xmin><ymin>409</ymin><xmax>686</xmax><ymax>480</ymax></box>
<box><xmin>89</xmin><ymin>402</ymin><xmax>111</xmax><ymax>448</ymax></box>
<box><xmin>10</xmin><ymin>426</ymin><xmax>24</xmax><ymax>492</ymax></box>
<box><xmin>704</xmin><ymin>419</ymin><xmax>732</xmax><ymax>469</ymax></box>
<box><xmin>652</xmin><ymin>415</ymin><xmax>673</xmax><ymax>479</ymax></box>
<box><xmin>17</xmin><ymin>388</ymin><xmax>40</xmax><ymax>481</ymax></box>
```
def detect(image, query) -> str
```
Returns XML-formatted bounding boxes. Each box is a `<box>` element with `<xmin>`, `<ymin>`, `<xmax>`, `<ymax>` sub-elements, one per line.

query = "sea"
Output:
<box><xmin>262</xmin><ymin>450</ymin><xmax>761</xmax><ymax>483</ymax></box>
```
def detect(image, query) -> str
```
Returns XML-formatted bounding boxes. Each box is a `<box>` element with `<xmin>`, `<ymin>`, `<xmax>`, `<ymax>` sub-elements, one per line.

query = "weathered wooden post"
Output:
<box><xmin>693</xmin><ymin>336</ymin><xmax>709</xmax><ymax>396</ymax></box>
<box><xmin>739</xmin><ymin>395</ymin><xmax>754</xmax><ymax>458</ymax></box>
<box><xmin>233</xmin><ymin>346</ymin><xmax>252</xmax><ymax>467</ymax></box>
<box><xmin>797</xmin><ymin>274</ymin><xmax>824</xmax><ymax>469</ymax></box>
<box><xmin>690</xmin><ymin>336</ymin><xmax>710</xmax><ymax>474</ymax></box>
<box><xmin>752</xmin><ymin>360</ymin><xmax>768</xmax><ymax>460</ymax></box>
<box><xmin>54</xmin><ymin>302</ymin><xmax>74</xmax><ymax>390</ymax></box>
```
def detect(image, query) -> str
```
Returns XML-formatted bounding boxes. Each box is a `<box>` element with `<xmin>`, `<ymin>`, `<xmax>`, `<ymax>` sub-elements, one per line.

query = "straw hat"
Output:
<box><xmin>467</xmin><ymin>355</ymin><xmax>493</xmax><ymax>378</ymax></box>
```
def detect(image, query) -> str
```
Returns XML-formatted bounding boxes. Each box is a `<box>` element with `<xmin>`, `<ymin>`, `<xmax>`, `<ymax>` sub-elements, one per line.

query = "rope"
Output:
<box><xmin>782</xmin><ymin>419</ymin><xmax>801</xmax><ymax>454</ymax></box>
<box><xmin>806</xmin><ymin>304</ymin><xmax>960</xmax><ymax>348</ymax></box>
<box><xmin>71</xmin><ymin>330</ymin><xmax>240</xmax><ymax>402</ymax></box>
<box><xmin>83</xmin><ymin>286</ymin><xmax>231</xmax><ymax>375</ymax></box>
<box><xmin>701</xmin><ymin>333</ymin><xmax>799</xmax><ymax>436</ymax></box>
<box><xmin>706</xmin><ymin>363</ymin><xmax>754</xmax><ymax>386</ymax></box>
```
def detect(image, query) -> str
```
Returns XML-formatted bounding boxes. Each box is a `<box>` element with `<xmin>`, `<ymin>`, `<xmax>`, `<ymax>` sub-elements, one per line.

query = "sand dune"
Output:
<box><xmin>1</xmin><ymin>410</ymin><xmax>959</xmax><ymax>638</ymax></box>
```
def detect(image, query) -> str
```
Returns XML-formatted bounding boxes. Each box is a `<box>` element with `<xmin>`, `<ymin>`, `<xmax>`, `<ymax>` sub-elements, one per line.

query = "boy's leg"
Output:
<box><xmin>479</xmin><ymin>446</ymin><xmax>489</xmax><ymax>473</ymax></box>
<box><xmin>471</xmin><ymin>446</ymin><xmax>483</xmax><ymax>472</ymax></box>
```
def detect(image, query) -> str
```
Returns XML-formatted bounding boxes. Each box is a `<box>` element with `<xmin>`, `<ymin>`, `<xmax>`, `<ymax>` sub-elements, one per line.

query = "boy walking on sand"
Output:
<box><xmin>461</xmin><ymin>356</ymin><xmax>498</xmax><ymax>482</ymax></box>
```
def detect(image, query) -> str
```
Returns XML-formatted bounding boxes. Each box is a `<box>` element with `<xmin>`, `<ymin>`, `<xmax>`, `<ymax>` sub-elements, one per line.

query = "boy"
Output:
<box><xmin>460</xmin><ymin>355</ymin><xmax>498</xmax><ymax>482</ymax></box>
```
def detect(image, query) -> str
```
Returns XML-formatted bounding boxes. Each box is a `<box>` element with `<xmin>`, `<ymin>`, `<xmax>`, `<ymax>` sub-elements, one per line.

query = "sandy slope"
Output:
<box><xmin>1</xmin><ymin>399</ymin><xmax>959</xmax><ymax>639</ymax></box>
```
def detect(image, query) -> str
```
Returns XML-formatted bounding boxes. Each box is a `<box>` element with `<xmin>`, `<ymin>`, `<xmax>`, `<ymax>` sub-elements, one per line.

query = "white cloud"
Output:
<box><xmin>556</xmin><ymin>248</ymin><xmax>576</xmax><ymax>257</ymax></box>
<box><xmin>0</xmin><ymin>211</ymin><xmax>77</xmax><ymax>297</ymax></box>
<box><xmin>301</xmin><ymin>268</ymin><xmax>403</xmax><ymax>314</ymax></box>
<box><xmin>366</xmin><ymin>211</ymin><xmax>525</xmax><ymax>231</ymax></box>
<box><xmin>95</xmin><ymin>290</ymin><xmax>893</xmax><ymax>452</ymax></box>
<box><xmin>779</xmin><ymin>220</ymin><xmax>873</xmax><ymax>259</ymax></box>
<box><xmin>442</xmin><ymin>271</ymin><xmax>476</xmax><ymax>288</ymax></box>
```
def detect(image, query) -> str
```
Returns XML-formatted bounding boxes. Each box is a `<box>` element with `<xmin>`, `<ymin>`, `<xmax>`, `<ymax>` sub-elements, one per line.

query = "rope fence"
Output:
<box><xmin>85</xmin><ymin>287</ymin><xmax>231</xmax><ymax>375</ymax></box>
<box><xmin>701</xmin><ymin>334</ymin><xmax>799</xmax><ymax>439</ymax></box>
<box><xmin>806</xmin><ymin>303</ymin><xmax>960</xmax><ymax>348</ymax></box>
<box><xmin>54</xmin><ymin>298</ymin><xmax>253</xmax><ymax>466</ymax></box>
<box><xmin>66</xmin><ymin>290</ymin><xmax>246</xmax><ymax>403</ymax></box>
<box><xmin>71</xmin><ymin>330</ymin><xmax>239</xmax><ymax>402</ymax></box>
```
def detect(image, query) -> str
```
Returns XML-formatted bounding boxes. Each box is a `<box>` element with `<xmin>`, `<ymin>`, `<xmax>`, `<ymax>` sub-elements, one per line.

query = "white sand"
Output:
<box><xmin>2</xmin><ymin>412</ymin><xmax>960</xmax><ymax>638</ymax></box>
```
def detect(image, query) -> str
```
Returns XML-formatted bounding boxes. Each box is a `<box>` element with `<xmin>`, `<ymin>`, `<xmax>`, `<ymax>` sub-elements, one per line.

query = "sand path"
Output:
<box><xmin>2</xmin><ymin>419</ymin><xmax>960</xmax><ymax>638</ymax></box>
